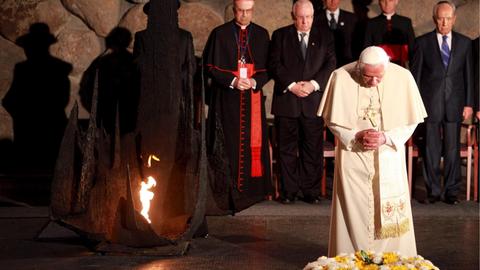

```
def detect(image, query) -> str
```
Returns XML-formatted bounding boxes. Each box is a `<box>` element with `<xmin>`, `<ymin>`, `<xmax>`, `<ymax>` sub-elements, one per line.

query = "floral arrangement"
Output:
<box><xmin>304</xmin><ymin>250</ymin><xmax>439</xmax><ymax>270</ymax></box>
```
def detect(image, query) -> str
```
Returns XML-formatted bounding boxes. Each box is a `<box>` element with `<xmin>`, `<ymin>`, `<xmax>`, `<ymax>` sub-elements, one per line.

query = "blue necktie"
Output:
<box><xmin>441</xmin><ymin>35</ymin><xmax>450</xmax><ymax>68</ymax></box>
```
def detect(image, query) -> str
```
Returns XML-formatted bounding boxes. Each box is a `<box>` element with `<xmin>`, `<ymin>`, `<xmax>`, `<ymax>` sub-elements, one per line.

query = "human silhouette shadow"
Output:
<box><xmin>351</xmin><ymin>0</ymin><xmax>372</xmax><ymax>57</ymax></box>
<box><xmin>0</xmin><ymin>139</ymin><xmax>14</xmax><ymax>174</ymax></box>
<box><xmin>79</xmin><ymin>27</ymin><xmax>139</xmax><ymax>137</ymax></box>
<box><xmin>2</xmin><ymin>23</ymin><xmax>72</xmax><ymax>174</ymax></box>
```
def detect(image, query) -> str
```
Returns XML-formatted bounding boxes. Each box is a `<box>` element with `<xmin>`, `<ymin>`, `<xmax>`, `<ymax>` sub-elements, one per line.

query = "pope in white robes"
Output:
<box><xmin>317</xmin><ymin>46</ymin><xmax>427</xmax><ymax>257</ymax></box>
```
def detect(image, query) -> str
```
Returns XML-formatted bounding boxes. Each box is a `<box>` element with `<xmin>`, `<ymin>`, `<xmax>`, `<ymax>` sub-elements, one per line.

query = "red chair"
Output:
<box><xmin>321</xmin><ymin>125</ymin><xmax>336</xmax><ymax>198</ymax></box>
<box><xmin>378</xmin><ymin>44</ymin><xmax>409</xmax><ymax>67</ymax></box>
<box><xmin>472</xmin><ymin>125</ymin><xmax>478</xmax><ymax>201</ymax></box>
<box><xmin>407</xmin><ymin>123</ymin><xmax>478</xmax><ymax>200</ymax></box>
<box><xmin>461</xmin><ymin>125</ymin><xmax>476</xmax><ymax>200</ymax></box>
<box><xmin>267</xmin><ymin>120</ymin><xmax>280</xmax><ymax>200</ymax></box>
<box><xmin>406</xmin><ymin>136</ymin><xmax>418</xmax><ymax>197</ymax></box>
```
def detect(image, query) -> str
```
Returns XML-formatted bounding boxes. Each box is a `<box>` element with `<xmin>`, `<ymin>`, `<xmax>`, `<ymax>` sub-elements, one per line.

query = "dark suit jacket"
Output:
<box><xmin>411</xmin><ymin>30</ymin><xmax>474</xmax><ymax>122</ymax></box>
<box><xmin>364</xmin><ymin>14</ymin><xmax>415</xmax><ymax>59</ymax></box>
<box><xmin>473</xmin><ymin>37</ymin><xmax>479</xmax><ymax>112</ymax></box>
<box><xmin>269</xmin><ymin>24</ymin><xmax>336</xmax><ymax>118</ymax></box>
<box><xmin>314</xmin><ymin>9</ymin><xmax>360</xmax><ymax>66</ymax></box>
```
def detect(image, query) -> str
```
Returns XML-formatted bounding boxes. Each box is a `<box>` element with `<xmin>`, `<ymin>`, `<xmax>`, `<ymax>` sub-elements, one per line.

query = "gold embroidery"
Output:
<box><xmin>377</xmin><ymin>198</ymin><xmax>410</xmax><ymax>239</ymax></box>
<box><xmin>375</xmin><ymin>218</ymin><xmax>410</xmax><ymax>239</ymax></box>
<box><xmin>363</xmin><ymin>95</ymin><xmax>377</xmax><ymax>127</ymax></box>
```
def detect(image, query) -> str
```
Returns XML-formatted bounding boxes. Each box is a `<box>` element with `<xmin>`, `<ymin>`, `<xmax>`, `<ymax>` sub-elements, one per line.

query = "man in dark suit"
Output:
<box><xmin>475</xmin><ymin>37</ymin><xmax>479</xmax><ymax>121</ymax></box>
<box><xmin>363</xmin><ymin>0</ymin><xmax>415</xmax><ymax>66</ymax></box>
<box><xmin>473</xmin><ymin>37</ymin><xmax>479</xmax><ymax>202</ymax></box>
<box><xmin>270</xmin><ymin>0</ymin><xmax>336</xmax><ymax>204</ymax></box>
<box><xmin>411</xmin><ymin>0</ymin><xmax>474</xmax><ymax>205</ymax></box>
<box><xmin>314</xmin><ymin>0</ymin><xmax>361</xmax><ymax>67</ymax></box>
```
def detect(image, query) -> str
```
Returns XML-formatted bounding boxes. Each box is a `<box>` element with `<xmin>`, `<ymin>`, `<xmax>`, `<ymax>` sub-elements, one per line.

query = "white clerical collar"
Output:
<box><xmin>235</xmin><ymin>22</ymin><xmax>250</xmax><ymax>29</ymax></box>
<box><xmin>383</xmin><ymin>12</ymin><xmax>395</xmax><ymax>20</ymax></box>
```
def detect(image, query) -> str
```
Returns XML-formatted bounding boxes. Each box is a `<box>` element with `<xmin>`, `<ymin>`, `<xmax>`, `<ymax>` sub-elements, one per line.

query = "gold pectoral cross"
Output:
<box><xmin>363</xmin><ymin>96</ymin><xmax>377</xmax><ymax>127</ymax></box>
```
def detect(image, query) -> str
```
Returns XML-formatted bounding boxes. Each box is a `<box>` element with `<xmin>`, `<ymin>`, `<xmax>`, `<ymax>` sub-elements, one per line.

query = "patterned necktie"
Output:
<box><xmin>329</xmin><ymin>13</ymin><xmax>337</xmax><ymax>30</ymax></box>
<box><xmin>300</xmin><ymin>32</ymin><xmax>307</xmax><ymax>59</ymax></box>
<box><xmin>441</xmin><ymin>35</ymin><xmax>450</xmax><ymax>68</ymax></box>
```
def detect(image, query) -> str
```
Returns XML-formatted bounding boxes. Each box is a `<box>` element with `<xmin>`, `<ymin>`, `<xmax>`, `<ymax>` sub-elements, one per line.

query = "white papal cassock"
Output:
<box><xmin>317</xmin><ymin>62</ymin><xmax>427</xmax><ymax>257</ymax></box>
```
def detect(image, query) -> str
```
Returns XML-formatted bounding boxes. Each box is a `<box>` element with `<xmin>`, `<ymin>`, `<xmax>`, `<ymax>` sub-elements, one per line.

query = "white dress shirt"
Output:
<box><xmin>325</xmin><ymin>8</ymin><xmax>340</xmax><ymax>26</ymax></box>
<box><xmin>284</xmin><ymin>30</ymin><xmax>320</xmax><ymax>92</ymax></box>
<box><xmin>436</xmin><ymin>31</ymin><xmax>452</xmax><ymax>50</ymax></box>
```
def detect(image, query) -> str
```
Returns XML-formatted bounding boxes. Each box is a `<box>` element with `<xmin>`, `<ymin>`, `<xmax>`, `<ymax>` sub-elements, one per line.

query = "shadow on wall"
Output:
<box><xmin>0</xmin><ymin>139</ymin><xmax>14</xmax><ymax>173</ymax></box>
<box><xmin>1</xmin><ymin>22</ymin><xmax>72</xmax><ymax>175</ymax></box>
<box><xmin>79</xmin><ymin>27</ymin><xmax>139</xmax><ymax>138</ymax></box>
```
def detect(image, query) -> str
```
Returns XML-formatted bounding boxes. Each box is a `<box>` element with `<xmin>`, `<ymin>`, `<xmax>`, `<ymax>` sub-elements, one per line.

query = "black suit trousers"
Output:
<box><xmin>276</xmin><ymin>115</ymin><xmax>323</xmax><ymax>198</ymax></box>
<box><xmin>422</xmin><ymin>121</ymin><xmax>462</xmax><ymax>198</ymax></box>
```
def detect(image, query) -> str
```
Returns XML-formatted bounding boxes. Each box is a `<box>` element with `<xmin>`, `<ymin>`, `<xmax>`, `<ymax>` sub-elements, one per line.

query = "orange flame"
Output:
<box><xmin>139</xmin><ymin>154</ymin><xmax>160</xmax><ymax>224</ymax></box>
<box><xmin>139</xmin><ymin>176</ymin><xmax>157</xmax><ymax>224</ymax></box>
<box><xmin>147</xmin><ymin>155</ymin><xmax>160</xmax><ymax>168</ymax></box>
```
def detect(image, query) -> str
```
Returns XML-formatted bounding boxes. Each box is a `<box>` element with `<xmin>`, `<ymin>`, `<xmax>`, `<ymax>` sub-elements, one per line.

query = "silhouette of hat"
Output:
<box><xmin>143</xmin><ymin>1</ymin><xmax>181</xmax><ymax>15</ymax></box>
<box><xmin>106</xmin><ymin>27</ymin><xmax>132</xmax><ymax>50</ymax></box>
<box><xmin>16</xmin><ymin>23</ymin><xmax>57</xmax><ymax>48</ymax></box>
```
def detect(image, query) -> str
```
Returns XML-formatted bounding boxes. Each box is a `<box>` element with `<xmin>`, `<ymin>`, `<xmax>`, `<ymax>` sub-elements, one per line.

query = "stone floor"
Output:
<box><xmin>0</xmin><ymin>199</ymin><xmax>478</xmax><ymax>270</ymax></box>
<box><xmin>0</xmin><ymin>156</ymin><xmax>478</xmax><ymax>269</ymax></box>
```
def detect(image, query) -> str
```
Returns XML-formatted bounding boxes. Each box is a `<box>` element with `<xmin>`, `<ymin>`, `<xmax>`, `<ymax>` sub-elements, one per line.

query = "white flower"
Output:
<box><xmin>303</xmin><ymin>261</ymin><xmax>324</xmax><ymax>270</ymax></box>
<box><xmin>405</xmin><ymin>263</ymin><xmax>415</xmax><ymax>269</ymax></box>
<box><xmin>373</xmin><ymin>254</ymin><xmax>383</xmax><ymax>264</ymax></box>
<box><xmin>424</xmin><ymin>260</ymin><xmax>433</xmax><ymax>265</ymax></box>
<box><xmin>325</xmin><ymin>258</ymin><xmax>336</xmax><ymax>264</ymax></box>
<box><xmin>304</xmin><ymin>251</ymin><xmax>438</xmax><ymax>270</ymax></box>
<box><xmin>327</xmin><ymin>261</ymin><xmax>340</xmax><ymax>267</ymax></box>
<box><xmin>315</xmin><ymin>257</ymin><xmax>330</xmax><ymax>266</ymax></box>
<box><xmin>327</xmin><ymin>264</ymin><xmax>339</xmax><ymax>270</ymax></box>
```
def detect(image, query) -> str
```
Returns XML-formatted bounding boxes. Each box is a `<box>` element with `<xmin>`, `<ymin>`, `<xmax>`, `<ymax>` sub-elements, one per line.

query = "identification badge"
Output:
<box><xmin>235</xmin><ymin>63</ymin><xmax>255</xmax><ymax>79</ymax></box>
<box><xmin>239</xmin><ymin>67</ymin><xmax>248</xmax><ymax>79</ymax></box>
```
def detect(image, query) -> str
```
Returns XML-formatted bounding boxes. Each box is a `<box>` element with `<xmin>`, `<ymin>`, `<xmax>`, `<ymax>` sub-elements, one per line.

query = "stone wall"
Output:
<box><xmin>0</xmin><ymin>0</ymin><xmax>479</xmax><ymax>139</ymax></box>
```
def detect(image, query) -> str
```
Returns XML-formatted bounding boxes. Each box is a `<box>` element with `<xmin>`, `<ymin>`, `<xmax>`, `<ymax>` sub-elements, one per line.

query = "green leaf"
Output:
<box><xmin>360</xmin><ymin>250</ymin><xmax>373</xmax><ymax>264</ymax></box>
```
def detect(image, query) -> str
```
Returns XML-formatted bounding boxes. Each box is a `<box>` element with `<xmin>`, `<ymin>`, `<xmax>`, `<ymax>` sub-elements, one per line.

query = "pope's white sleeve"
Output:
<box><xmin>328</xmin><ymin>123</ymin><xmax>418</xmax><ymax>151</ymax></box>
<box><xmin>383</xmin><ymin>124</ymin><xmax>418</xmax><ymax>151</ymax></box>
<box><xmin>327</xmin><ymin>123</ymin><xmax>358</xmax><ymax>151</ymax></box>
